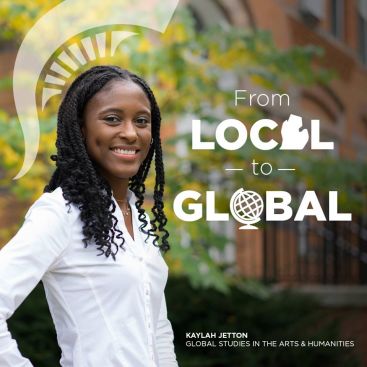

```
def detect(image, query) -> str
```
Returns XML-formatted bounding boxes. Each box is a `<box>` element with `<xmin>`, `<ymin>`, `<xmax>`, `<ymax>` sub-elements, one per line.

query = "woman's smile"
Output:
<box><xmin>110</xmin><ymin>145</ymin><xmax>140</xmax><ymax>160</ymax></box>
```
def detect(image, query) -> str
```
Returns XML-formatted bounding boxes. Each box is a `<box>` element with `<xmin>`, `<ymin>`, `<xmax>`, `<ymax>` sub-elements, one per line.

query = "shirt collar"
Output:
<box><xmin>127</xmin><ymin>188</ymin><xmax>137</xmax><ymax>205</ymax></box>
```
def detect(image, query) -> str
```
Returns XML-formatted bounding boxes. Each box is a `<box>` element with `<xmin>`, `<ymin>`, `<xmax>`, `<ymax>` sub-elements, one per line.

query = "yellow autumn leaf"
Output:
<box><xmin>161</xmin><ymin>22</ymin><xmax>188</xmax><ymax>45</ymax></box>
<box><xmin>137</xmin><ymin>38</ymin><xmax>152</xmax><ymax>53</ymax></box>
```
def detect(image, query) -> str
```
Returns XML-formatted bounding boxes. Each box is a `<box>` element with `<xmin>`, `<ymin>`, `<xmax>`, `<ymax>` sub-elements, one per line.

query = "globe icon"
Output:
<box><xmin>230</xmin><ymin>188</ymin><xmax>264</xmax><ymax>229</ymax></box>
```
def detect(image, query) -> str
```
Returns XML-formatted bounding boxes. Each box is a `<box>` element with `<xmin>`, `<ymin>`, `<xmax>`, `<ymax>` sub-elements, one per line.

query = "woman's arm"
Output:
<box><xmin>0</xmin><ymin>192</ymin><xmax>71</xmax><ymax>366</ymax></box>
<box><xmin>155</xmin><ymin>294</ymin><xmax>178</xmax><ymax>366</ymax></box>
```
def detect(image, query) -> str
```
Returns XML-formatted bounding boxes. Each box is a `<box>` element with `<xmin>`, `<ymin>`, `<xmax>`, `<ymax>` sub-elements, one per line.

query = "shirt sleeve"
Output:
<box><xmin>156</xmin><ymin>294</ymin><xmax>178</xmax><ymax>367</ymax></box>
<box><xmin>0</xmin><ymin>193</ymin><xmax>71</xmax><ymax>366</ymax></box>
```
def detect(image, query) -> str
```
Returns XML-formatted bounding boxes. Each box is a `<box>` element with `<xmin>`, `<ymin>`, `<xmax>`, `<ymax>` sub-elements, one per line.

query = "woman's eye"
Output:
<box><xmin>104</xmin><ymin>116</ymin><xmax>120</xmax><ymax>123</ymax></box>
<box><xmin>136</xmin><ymin>117</ymin><xmax>149</xmax><ymax>125</ymax></box>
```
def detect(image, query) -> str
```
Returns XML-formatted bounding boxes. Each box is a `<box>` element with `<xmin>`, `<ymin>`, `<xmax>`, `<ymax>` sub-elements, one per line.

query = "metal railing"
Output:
<box><xmin>262</xmin><ymin>217</ymin><xmax>367</xmax><ymax>284</ymax></box>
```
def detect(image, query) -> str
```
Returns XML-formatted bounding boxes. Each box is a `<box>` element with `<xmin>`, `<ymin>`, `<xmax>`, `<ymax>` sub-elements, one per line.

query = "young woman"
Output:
<box><xmin>0</xmin><ymin>65</ymin><xmax>178</xmax><ymax>367</ymax></box>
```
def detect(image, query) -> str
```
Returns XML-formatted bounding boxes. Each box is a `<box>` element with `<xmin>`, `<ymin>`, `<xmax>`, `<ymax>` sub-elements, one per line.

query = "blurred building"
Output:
<box><xmin>241</xmin><ymin>0</ymin><xmax>367</xmax><ymax>286</ymax></box>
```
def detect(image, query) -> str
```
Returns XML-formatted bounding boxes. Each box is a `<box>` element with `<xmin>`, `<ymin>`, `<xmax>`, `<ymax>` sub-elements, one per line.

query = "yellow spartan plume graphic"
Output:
<box><xmin>40</xmin><ymin>31</ymin><xmax>137</xmax><ymax>110</ymax></box>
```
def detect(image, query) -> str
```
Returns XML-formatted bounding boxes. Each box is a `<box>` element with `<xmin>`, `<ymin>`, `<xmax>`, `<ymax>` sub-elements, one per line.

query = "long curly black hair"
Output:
<box><xmin>44</xmin><ymin>65</ymin><xmax>169</xmax><ymax>259</ymax></box>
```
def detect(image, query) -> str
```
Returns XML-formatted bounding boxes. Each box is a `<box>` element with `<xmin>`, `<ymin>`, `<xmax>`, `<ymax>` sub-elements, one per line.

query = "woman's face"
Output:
<box><xmin>82</xmin><ymin>79</ymin><xmax>152</xmax><ymax>184</ymax></box>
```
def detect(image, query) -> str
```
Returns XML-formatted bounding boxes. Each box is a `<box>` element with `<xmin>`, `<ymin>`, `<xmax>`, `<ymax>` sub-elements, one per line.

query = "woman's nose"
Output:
<box><xmin>118</xmin><ymin>120</ymin><xmax>138</xmax><ymax>141</ymax></box>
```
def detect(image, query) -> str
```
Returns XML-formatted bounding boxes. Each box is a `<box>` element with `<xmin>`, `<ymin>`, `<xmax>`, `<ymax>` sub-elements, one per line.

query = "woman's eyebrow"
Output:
<box><xmin>99</xmin><ymin>107</ymin><xmax>124</xmax><ymax>115</ymax></box>
<box><xmin>98</xmin><ymin>107</ymin><xmax>151</xmax><ymax>115</ymax></box>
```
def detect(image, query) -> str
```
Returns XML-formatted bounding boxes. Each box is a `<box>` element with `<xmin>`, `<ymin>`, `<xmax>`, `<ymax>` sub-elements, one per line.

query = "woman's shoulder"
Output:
<box><xmin>1</xmin><ymin>188</ymin><xmax>77</xmax><ymax>263</ymax></box>
<box><xmin>24</xmin><ymin>186</ymin><xmax>78</xmax><ymax>223</ymax></box>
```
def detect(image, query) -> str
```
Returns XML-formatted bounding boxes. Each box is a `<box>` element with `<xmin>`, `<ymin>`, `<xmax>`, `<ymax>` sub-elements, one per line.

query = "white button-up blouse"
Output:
<box><xmin>0</xmin><ymin>187</ymin><xmax>178</xmax><ymax>367</ymax></box>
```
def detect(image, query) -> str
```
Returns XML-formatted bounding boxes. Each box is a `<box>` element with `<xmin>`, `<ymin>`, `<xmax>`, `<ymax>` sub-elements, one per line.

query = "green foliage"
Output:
<box><xmin>7</xmin><ymin>284</ymin><xmax>60</xmax><ymax>366</ymax></box>
<box><xmin>0</xmin><ymin>112</ymin><xmax>56</xmax><ymax>200</ymax></box>
<box><xmin>0</xmin><ymin>0</ymin><xmax>62</xmax><ymax>42</ymax></box>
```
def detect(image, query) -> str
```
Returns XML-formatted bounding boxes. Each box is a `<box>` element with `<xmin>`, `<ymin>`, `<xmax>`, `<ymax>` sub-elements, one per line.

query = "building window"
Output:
<box><xmin>187</xmin><ymin>0</ymin><xmax>230</xmax><ymax>31</ymax></box>
<box><xmin>299</xmin><ymin>0</ymin><xmax>325</xmax><ymax>27</ymax></box>
<box><xmin>330</xmin><ymin>0</ymin><xmax>344</xmax><ymax>39</ymax></box>
<box><xmin>358</xmin><ymin>0</ymin><xmax>367</xmax><ymax>64</ymax></box>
